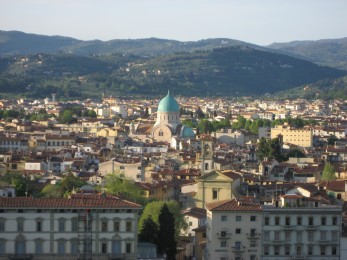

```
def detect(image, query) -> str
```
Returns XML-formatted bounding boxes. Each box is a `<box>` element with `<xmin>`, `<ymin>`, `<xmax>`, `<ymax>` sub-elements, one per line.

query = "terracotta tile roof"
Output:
<box><xmin>206</xmin><ymin>198</ymin><xmax>261</xmax><ymax>212</ymax></box>
<box><xmin>0</xmin><ymin>196</ymin><xmax>142</xmax><ymax>209</ymax></box>
<box><xmin>181</xmin><ymin>207</ymin><xmax>206</xmax><ymax>219</ymax></box>
<box><xmin>326</xmin><ymin>180</ymin><xmax>346</xmax><ymax>192</ymax></box>
<box><xmin>221</xmin><ymin>170</ymin><xmax>241</xmax><ymax>180</ymax></box>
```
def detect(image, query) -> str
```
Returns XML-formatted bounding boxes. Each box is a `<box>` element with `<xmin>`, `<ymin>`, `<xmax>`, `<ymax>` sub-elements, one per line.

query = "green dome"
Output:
<box><xmin>158</xmin><ymin>91</ymin><xmax>179</xmax><ymax>112</ymax></box>
<box><xmin>181</xmin><ymin>125</ymin><xmax>195</xmax><ymax>138</ymax></box>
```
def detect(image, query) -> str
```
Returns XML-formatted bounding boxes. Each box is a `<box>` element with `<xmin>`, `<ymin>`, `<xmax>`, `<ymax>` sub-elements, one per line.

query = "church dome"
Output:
<box><xmin>158</xmin><ymin>91</ymin><xmax>179</xmax><ymax>112</ymax></box>
<box><xmin>181</xmin><ymin>125</ymin><xmax>195</xmax><ymax>138</ymax></box>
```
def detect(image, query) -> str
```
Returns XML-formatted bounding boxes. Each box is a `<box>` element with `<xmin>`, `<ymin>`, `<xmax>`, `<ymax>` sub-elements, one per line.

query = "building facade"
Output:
<box><xmin>0</xmin><ymin>194</ymin><xmax>142</xmax><ymax>260</ymax></box>
<box><xmin>205</xmin><ymin>197</ymin><xmax>262</xmax><ymax>260</ymax></box>
<box><xmin>271</xmin><ymin>124</ymin><xmax>313</xmax><ymax>147</ymax></box>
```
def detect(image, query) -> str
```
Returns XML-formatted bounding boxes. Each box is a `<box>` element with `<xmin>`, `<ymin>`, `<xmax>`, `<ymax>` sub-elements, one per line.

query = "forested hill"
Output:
<box><xmin>267</xmin><ymin>38</ymin><xmax>347</xmax><ymax>71</ymax></box>
<box><xmin>0</xmin><ymin>30</ymin><xmax>261</xmax><ymax>57</ymax></box>
<box><xmin>0</xmin><ymin>46</ymin><xmax>345</xmax><ymax>99</ymax></box>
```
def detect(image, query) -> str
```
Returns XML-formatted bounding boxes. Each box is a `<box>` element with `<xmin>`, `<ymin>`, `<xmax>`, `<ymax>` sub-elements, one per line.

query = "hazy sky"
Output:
<box><xmin>1</xmin><ymin>0</ymin><xmax>346</xmax><ymax>45</ymax></box>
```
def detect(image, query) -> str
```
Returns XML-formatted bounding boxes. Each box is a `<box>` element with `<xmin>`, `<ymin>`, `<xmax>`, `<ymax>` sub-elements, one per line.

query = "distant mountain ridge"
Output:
<box><xmin>267</xmin><ymin>38</ymin><xmax>347</xmax><ymax>70</ymax></box>
<box><xmin>0</xmin><ymin>30</ymin><xmax>264</xmax><ymax>57</ymax></box>
<box><xmin>0</xmin><ymin>30</ymin><xmax>346</xmax><ymax>99</ymax></box>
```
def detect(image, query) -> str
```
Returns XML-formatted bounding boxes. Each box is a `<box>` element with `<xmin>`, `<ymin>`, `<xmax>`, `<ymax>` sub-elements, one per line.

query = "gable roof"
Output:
<box><xmin>206</xmin><ymin>197</ymin><xmax>261</xmax><ymax>212</ymax></box>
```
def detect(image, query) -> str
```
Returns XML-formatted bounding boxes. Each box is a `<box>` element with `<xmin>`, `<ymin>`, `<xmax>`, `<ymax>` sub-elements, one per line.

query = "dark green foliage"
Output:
<box><xmin>105</xmin><ymin>173</ymin><xmax>146</xmax><ymax>204</ymax></box>
<box><xmin>286</xmin><ymin>149</ymin><xmax>306</xmax><ymax>158</ymax></box>
<box><xmin>195</xmin><ymin>107</ymin><xmax>205</xmax><ymax>119</ymax></box>
<box><xmin>138</xmin><ymin>200</ymin><xmax>187</xmax><ymax>241</ymax></box>
<box><xmin>138</xmin><ymin>215</ymin><xmax>158</xmax><ymax>244</ymax></box>
<box><xmin>41</xmin><ymin>184</ymin><xmax>64</xmax><ymax>198</ymax></box>
<box><xmin>256</xmin><ymin>137</ymin><xmax>284</xmax><ymax>162</ymax></box>
<box><xmin>0</xmin><ymin>44</ymin><xmax>345</xmax><ymax>98</ymax></box>
<box><xmin>327</xmin><ymin>135</ymin><xmax>338</xmax><ymax>146</ymax></box>
<box><xmin>157</xmin><ymin>204</ymin><xmax>177</xmax><ymax>260</ymax></box>
<box><xmin>268</xmin><ymin>37</ymin><xmax>347</xmax><ymax>70</ymax></box>
<box><xmin>61</xmin><ymin>174</ymin><xmax>87</xmax><ymax>193</ymax></box>
<box><xmin>0</xmin><ymin>172</ymin><xmax>30</xmax><ymax>196</ymax></box>
<box><xmin>59</xmin><ymin>110</ymin><xmax>76</xmax><ymax>124</ymax></box>
<box><xmin>321</xmin><ymin>163</ymin><xmax>336</xmax><ymax>181</ymax></box>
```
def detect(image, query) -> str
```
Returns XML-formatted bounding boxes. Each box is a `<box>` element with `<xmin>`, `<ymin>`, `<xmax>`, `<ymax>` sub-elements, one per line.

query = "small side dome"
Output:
<box><xmin>181</xmin><ymin>125</ymin><xmax>195</xmax><ymax>138</ymax></box>
<box><xmin>158</xmin><ymin>91</ymin><xmax>180</xmax><ymax>112</ymax></box>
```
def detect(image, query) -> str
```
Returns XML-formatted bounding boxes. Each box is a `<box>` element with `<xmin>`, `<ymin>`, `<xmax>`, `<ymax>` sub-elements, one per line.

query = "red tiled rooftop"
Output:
<box><xmin>0</xmin><ymin>196</ymin><xmax>142</xmax><ymax>209</ymax></box>
<box><xmin>206</xmin><ymin>198</ymin><xmax>261</xmax><ymax>212</ymax></box>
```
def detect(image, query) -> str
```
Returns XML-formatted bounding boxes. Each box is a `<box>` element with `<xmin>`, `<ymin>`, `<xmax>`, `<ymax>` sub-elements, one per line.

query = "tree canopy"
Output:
<box><xmin>256</xmin><ymin>137</ymin><xmax>284</xmax><ymax>162</ymax></box>
<box><xmin>157</xmin><ymin>204</ymin><xmax>177</xmax><ymax>260</ymax></box>
<box><xmin>321</xmin><ymin>162</ymin><xmax>336</xmax><ymax>181</ymax></box>
<box><xmin>138</xmin><ymin>200</ymin><xmax>187</xmax><ymax>241</ymax></box>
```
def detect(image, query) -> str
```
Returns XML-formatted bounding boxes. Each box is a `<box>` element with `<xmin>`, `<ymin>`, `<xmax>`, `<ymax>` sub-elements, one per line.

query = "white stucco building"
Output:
<box><xmin>0</xmin><ymin>193</ymin><xmax>142</xmax><ymax>260</ymax></box>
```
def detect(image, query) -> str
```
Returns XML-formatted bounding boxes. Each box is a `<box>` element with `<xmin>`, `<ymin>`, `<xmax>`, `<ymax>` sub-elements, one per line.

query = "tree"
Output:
<box><xmin>195</xmin><ymin>107</ymin><xmax>205</xmax><ymax>119</ymax></box>
<box><xmin>269</xmin><ymin>138</ymin><xmax>284</xmax><ymax>162</ymax></box>
<box><xmin>327</xmin><ymin>135</ymin><xmax>338</xmax><ymax>146</ymax></box>
<box><xmin>138</xmin><ymin>215</ymin><xmax>158</xmax><ymax>244</ymax></box>
<box><xmin>59</xmin><ymin>110</ymin><xmax>76</xmax><ymax>124</ymax></box>
<box><xmin>138</xmin><ymin>200</ymin><xmax>187</xmax><ymax>241</ymax></box>
<box><xmin>287</xmin><ymin>149</ymin><xmax>306</xmax><ymax>158</ymax></box>
<box><xmin>157</xmin><ymin>204</ymin><xmax>176</xmax><ymax>259</ymax></box>
<box><xmin>61</xmin><ymin>174</ymin><xmax>87</xmax><ymax>195</ymax></box>
<box><xmin>105</xmin><ymin>173</ymin><xmax>145</xmax><ymax>204</ymax></box>
<box><xmin>321</xmin><ymin>162</ymin><xmax>336</xmax><ymax>181</ymax></box>
<box><xmin>256</xmin><ymin>137</ymin><xmax>271</xmax><ymax>161</ymax></box>
<box><xmin>0</xmin><ymin>172</ymin><xmax>29</xmax><ymax>196</ymax></box>
<box><xmin>256</xmin><ymin>137</ymin><xmax>284</xmax><ymax>162</ymax></box>
<box><xmin>41</xmin><ymin>184</ymin><xmax>64</xmax><ymax>198</ymax></box>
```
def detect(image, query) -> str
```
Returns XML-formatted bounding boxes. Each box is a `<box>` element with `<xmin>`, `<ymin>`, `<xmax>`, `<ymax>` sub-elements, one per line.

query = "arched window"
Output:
<box><xmin>159</xmin><ymin>131</ymin><xmax>164</xmax><ymax>137</ymax></box>
<box><xmin>337</xmin><ymin>193</ymin><xmax>342</xmax><ymax>200</ymax></box>
<box><xmin>205</xmin><ymin>162</ymin><xmax>209</xmax><ymax>171</ymax></box>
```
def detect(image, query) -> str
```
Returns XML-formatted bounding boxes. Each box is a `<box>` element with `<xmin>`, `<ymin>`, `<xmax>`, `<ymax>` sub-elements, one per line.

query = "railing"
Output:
<box><xmin>231</xmin><ymin>246</ymin><xmax>245</xmax><ymax>253</ymax></box>
<box><xmin>306</xmin><ymin>225</ymin><xmax>317</xmax><ymax>229</ymax></box>
<box><xmin>8</xmin><ymin>255</ymin><xmax>33</xmax><ymax>260</ymax></box>
<box><xmin>283</xmin><ymin>225</ymin><xmax>296</xmax><ymax>230</ymax></box>
<box><xmin>216</xmin><ymin>232</ymin><xmax>231</xmax><ymax>239</ymax></box>
<box><xmin>291</xmin><ymin>255</ymin><xmax>307</xmax><ymax>260</ymax></box>
<box><xmin>246</xmin><ymin>233</ymin><xmax>261</xmax><ymax>239</ymax></box>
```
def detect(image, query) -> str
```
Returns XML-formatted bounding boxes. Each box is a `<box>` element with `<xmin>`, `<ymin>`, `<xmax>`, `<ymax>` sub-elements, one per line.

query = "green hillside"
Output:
<box><xmin>268</xmin><ymin>38</ymin><xmax>347</xmax><ymax>71</ymax></box>
<box><xmin>0</xmin><ymin>47</ymin><xmax>345</xmax><ymax>99</ymax></box>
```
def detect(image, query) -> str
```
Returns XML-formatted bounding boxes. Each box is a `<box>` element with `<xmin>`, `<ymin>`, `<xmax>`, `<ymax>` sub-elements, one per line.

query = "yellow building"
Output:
<box><xmin>194</xmin><ymin>170</ymin><xmax>241</xmax><ymax>208</ymax></box>
<box><xmin>271</xmin><ymin>124</ymin><xmax>313</xmax><ymax>147</ymax></box>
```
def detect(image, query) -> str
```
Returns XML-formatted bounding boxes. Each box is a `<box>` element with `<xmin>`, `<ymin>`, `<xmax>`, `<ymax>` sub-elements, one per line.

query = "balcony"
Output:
<box><xmin>291</xmin><ymin>255</ymin><xmax>307</xmax><ymax>260</ymax></box>
<box><xmin>8</xmin><ymin>255</ymin><xmax>33</xmax><ymax>260</ymax></box>
<box><xmin>217</xmin><ymin>231</ymin><xmax>231</xmax><ymax>239</ymax></box>
<box><xmin>246</xmin><ymin>233</ymin><xmax>261</xmax><ymax>239</ymax></box>
<box><xmin>306</xmin><ymin>225</ymin><xmax>317</xmax><ymax>230</ymax></box>
<box><xmin>271</xmin><ymin>239</ymin><xmax>284</xmax><ymax>244</ymax></box>
<box><xmin>283</xmin><ymin>225</ymin><xmax>296</xmax><ymax>230</ymax></box>
<box><xmin>231</xmin><ymin>246</ymin><xmax>245</xmax><ymax>253</ymax></box>
<box><xmin>318</xmin><ymin>240</ymin><xmax>331</xmax><ymax>244</ymax></box>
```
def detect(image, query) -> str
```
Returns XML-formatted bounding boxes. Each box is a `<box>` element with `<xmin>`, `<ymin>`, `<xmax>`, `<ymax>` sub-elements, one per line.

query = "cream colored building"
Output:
<box><xmin>205</xmin><ymin>197</ymin><xmax>262</xmax><ymax>260</ymax></box>
<box><xmin>271</xmin><ymin>124</ymin><xmax>313</xmax><ymax>147</ymax></box>
<box><xmin>262</xmin><ymin>195</ymin><xmax>342</xmax><ymax>260</ymax></box>
<box><xmin>194</xmin><ymin>170</ymin><xmax>241</xmax><ymax>208</ymax></box>
<box><xmin>0</xmin><ymin>193</ymin><xmax>142</xmax><ymax>260</ymax></box>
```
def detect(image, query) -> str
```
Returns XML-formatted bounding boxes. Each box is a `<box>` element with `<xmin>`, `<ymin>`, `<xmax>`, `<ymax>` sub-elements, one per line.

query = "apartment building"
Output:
<box><xmin>271</xmin><ymin>124</ymin><xmax>313</xmax><ymax>147</ymax></box>
<box><xmin>0</xmin><ymin>193</ymin><xmax>142</xmax><ymax>260</ymax></box>
<box><xmin>262</xmin><ymin>195</ymin><xmax>341</xmax><ymax>260</ymax></box>
<box><xmin>205</xmin><ymin>195</ymin><xmax>342</xmax><ymax>260</ymax></box>
<box><xmin>205</xmin><ymin>197</ymin><xmax>262</xmax><ymax>260</ymax></box>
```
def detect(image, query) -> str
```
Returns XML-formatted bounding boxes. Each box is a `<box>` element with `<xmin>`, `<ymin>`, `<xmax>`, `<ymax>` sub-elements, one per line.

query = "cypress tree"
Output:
<box><xmin>157</xmin><ymin>203</ymin><xmax>176</xmax><ymax>259</ymax></box>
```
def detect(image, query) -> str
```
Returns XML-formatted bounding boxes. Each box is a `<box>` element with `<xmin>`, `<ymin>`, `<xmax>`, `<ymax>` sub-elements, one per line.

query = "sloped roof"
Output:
<box><xmin>206</xmin><ymin>197</ymin><xmax>261</xmax><ymax>212</ymax></box>
<box><xmin>0</xmin><ymin>196</ymin><xmax>142</xmax><ymax>209</ymax></box>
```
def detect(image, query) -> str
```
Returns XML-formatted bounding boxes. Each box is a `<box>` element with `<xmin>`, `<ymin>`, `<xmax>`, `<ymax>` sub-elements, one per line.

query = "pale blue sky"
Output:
<box><xmin>1</xmin><ymin>0</ymin><xmax>346</xmax><ymax>45</ymax></box>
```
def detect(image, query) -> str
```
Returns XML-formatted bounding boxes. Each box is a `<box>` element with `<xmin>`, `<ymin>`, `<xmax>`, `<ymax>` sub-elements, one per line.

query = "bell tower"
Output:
<box><xmin>200</xmin><ymin>135</ymin><xmax>214</xmax><ymax>175</ymax></box>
